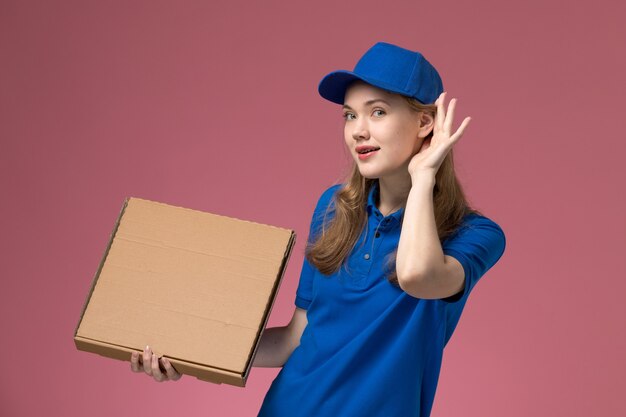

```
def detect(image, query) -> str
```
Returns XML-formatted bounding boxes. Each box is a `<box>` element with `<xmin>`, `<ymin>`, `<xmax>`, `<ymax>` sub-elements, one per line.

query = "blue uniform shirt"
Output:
<box><xmin>257</xmin><ymin>182</ymin><xmax>506</xmax><ymax>417</ymax></box>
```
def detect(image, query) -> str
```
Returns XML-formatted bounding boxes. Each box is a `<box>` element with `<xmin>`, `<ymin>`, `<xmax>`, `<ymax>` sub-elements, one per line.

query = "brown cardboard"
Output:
<box><xmin>74</xmin><ymin>197</ymin><xmax>296</xmax><ymax>387</ymax></box>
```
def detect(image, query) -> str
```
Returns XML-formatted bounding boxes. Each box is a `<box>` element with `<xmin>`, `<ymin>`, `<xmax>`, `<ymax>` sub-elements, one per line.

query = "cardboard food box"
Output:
<box><xmin>74</xmin><ymin>197</ymin><xmax>296</xmax><ymax>387</ymax></box>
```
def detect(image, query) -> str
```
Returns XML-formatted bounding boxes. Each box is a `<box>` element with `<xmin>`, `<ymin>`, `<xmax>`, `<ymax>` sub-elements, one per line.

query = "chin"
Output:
<box><xmin>358</xmin><ymin>164</ymin><xmax>408</xmax><ymax>182</ymax></box>
<box><xmin>357</xmin><ymin>168</ymin><xmax>382</xmax><ymax>180</ymax></box>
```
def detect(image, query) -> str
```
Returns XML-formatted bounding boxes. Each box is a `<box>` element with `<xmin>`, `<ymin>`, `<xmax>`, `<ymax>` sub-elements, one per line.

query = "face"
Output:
<box><xmin>342</xmin><ymin>81</ymin><xmax>431</xmax><ymax>180</ymax></box>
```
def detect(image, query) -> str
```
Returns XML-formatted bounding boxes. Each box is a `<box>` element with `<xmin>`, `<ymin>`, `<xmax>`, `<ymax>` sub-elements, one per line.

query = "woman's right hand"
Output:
<box><xmin>130</xmin><ymin>345</ymin><xmax>182</xmax><ymax>382</ymax></box>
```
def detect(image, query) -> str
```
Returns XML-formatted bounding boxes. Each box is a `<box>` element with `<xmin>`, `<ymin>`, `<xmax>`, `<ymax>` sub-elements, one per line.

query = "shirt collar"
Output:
<box><xmin>366</xmin><ymin>181</ymin><xmax>378</xmax><ymax>215</ymax></box>
<box><xmin>366</xmin><ymin>181</ymin><xmax>405</xmax><ymax>225</ymax></box>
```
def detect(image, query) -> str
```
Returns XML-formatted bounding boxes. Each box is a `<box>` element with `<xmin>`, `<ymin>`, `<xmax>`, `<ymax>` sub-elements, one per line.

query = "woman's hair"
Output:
<box><xmin>305</xmin><ymin>95</ymin><xmax>484</xmax><ymax>287</ymax></box>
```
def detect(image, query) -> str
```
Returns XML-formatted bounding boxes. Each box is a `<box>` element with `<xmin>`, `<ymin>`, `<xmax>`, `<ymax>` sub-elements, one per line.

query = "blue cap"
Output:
<box><xmin>318</xmin><ymin>42</ymin><xmax>444</xmax><ymax>105</ymax></box>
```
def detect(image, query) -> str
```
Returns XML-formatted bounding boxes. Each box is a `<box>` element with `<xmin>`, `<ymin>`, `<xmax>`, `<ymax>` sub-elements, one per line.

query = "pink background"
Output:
<box><xmin>1</xmin><ymin>0</ymin><xmax>625</xmax><ymax>416</ymax></box>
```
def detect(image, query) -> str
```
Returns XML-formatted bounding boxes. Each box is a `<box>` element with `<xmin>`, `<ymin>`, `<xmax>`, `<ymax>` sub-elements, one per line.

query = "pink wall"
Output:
<box><xmin>1</xmin><ymin>0</ymin><xmax>624</xmax><ymax>416</ymax></box>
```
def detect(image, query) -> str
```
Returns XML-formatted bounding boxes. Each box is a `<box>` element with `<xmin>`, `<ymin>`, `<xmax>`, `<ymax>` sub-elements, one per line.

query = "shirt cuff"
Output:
<box><xmin>295</xmin><ymin>294</ymin><xmax>311</xmax><ymax>310</ymax></box>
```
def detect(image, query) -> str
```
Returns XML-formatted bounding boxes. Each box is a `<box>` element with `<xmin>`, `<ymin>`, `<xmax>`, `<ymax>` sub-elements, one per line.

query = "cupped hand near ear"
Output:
<box><xmin>408</xmin><ymin>92</ymin><xmax>471</xmax><ymax>178</ymax></box>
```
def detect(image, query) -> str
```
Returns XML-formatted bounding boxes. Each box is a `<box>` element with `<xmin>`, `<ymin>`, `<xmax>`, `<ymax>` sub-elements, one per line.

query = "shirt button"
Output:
<box><xmin>375</xmin><ymin>232</ymin><xmax>380</xmax><ymax>238</ymax></box>
<box><xmin>364</xmin><ymin>253</ymin><xmax>370</xmax><ymax>260</ymax></box>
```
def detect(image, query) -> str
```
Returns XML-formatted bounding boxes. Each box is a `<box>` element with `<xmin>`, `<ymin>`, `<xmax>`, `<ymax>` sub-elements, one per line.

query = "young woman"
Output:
<box><xmin>131</xmin><ymin>42</ymin><xmax>506</xmax><ymax>417</ymax></box>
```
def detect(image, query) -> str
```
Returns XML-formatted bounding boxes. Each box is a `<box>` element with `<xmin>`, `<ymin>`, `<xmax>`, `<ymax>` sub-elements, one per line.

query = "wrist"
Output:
<box><xmin>410</xmin><ymin>170</ymin><xmax>437</xmax><ymax>187</ymax></box>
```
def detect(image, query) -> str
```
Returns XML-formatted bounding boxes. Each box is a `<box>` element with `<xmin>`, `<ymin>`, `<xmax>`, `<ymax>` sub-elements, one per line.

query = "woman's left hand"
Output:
<box><xmin>408</xmin><ymin>92</ymin><xmax>471</xmax><ymax>178</ymax></box>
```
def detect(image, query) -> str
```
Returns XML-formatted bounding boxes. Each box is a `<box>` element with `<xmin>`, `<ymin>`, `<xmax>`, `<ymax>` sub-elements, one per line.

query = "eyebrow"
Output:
<box><xmin>342</xmin><ymin>99</ymin><xmax>391</xmax><ymax>110</ymax></box>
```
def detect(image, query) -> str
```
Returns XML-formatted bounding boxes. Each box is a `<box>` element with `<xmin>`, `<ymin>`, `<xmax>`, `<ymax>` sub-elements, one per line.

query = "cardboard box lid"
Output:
<box><xmin>75</xmin><ymin>197</ymin><xmax>295</xmax><ymax>382</ymax></box>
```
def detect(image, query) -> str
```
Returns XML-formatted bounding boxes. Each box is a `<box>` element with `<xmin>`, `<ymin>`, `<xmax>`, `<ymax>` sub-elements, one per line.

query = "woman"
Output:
<box><xmin>131</xmin><ymin>42</ymin><xmax>506</xmax><ymax>417</ymax></box>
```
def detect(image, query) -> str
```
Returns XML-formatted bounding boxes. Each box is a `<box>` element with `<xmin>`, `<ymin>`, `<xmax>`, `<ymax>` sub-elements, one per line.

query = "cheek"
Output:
<box><xmin>343</xmin><ymin>125</ymin><xmax>352</xmax><ymax>142</ymax></box>
<box><xmin>394</xmin><ymin>137</ymin><xmax>421</xmax><ymax>161</ymax></box>
<box><xmin>400</xmin><ymin>127</ymin><xmax>421</xmax><ymax>151</ymax></box>
<box><xmin>412</xmin><ymin>137</ymin><xmax>424</xmax><ymax>152</ymax></box>
<box><xmin>400</xmin><ymin>133</ymin><xmax>417</xmax><ymax>149</ymax></box>
<box><xmin>344</xmin><ymin>134</ymin><xmax>353</xmax><ymax>150</ymax></box>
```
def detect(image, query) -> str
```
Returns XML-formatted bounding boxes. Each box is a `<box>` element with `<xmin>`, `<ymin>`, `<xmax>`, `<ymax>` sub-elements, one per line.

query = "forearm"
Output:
<box><xmin>396</xmin><ymin>172</ymin><xmax>444</xmax><ymax>282</ymax></box>
<box><xmin>252</xmin><ymin>326</ymin><xmax>293</xmax><ymax>368</ymax></box>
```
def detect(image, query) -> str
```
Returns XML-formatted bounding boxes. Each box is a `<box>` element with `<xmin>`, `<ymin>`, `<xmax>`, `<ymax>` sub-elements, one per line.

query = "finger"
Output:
<box><xmin>444</xmin><ymin>98</ymin><xmax>457</xmax><ymax>134</ymax></box>
<box><xmin>143</xmin><ymin>346</ymin><xmax>152</xmax><ymax>375</ymax></box>
<box><xmin>131</xmin><ymin>351</ymin><xmax>141</xmax><ymax>372</ymax></box>
<box><xmin>435</xmin><ymin>92</ymin><xmax>447</xmax><ymax>131</ymax></box>
<box><xmin>451</xmin><ymin>117</ymin><xmax>472</xmax><ymax>144</ymax></box>
<box><xmin>161</xmin><ymin>358</ymin><xmax>182</xmax><ymax>381</ymax></box>
<box><xmin>151</xmin><ymin>354</ymin><xmax>165</xmax><ymax>382</ymax></box>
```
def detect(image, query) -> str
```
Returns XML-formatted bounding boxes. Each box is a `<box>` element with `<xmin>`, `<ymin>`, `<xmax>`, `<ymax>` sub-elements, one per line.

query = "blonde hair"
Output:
<box><xmin>305</xmin><ymin>96</ymin><xmax>483</xmax><ymax>286</ymax></box>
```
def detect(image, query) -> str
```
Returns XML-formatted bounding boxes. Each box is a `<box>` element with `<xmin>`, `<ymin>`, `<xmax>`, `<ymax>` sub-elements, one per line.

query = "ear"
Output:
<box><xmin>417</xmin><ymin>112</ymin><xmax>435</xmax><ymax>139</ymax></box>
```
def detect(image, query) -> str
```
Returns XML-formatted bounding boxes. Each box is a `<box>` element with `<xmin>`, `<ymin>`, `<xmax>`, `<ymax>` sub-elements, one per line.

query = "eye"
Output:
<box><xmin>372</xmin><ymin>109</ymin><xmax>386</xmax><ymax>117</ymax></box>
<box><xmin>343</xmin><ymin>112</ymin><xmax>356</xmax><ymax>121</ymax></box>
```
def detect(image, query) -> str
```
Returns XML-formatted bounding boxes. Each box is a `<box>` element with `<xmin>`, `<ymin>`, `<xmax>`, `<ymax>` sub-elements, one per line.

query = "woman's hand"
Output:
<box><xmin>408</xmin><ymin>92</ymin><xmax>471</xmax><ymax>178</ymax></box>
<box><xmin>130</xmin><ymin>345</ymin><xmax>182</xmax><ymax>382</ymax></box>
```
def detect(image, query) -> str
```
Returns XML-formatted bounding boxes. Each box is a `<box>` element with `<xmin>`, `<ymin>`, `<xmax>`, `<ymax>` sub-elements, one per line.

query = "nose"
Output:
<box><xmin>351</xmin><ymin>119</ymin><xmax>370</xmax><ymax>141</ymax></box>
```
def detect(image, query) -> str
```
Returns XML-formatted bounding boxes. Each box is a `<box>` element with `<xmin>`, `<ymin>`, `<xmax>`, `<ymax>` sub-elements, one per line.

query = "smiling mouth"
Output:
<box><xmin>357</xmin><ymin>148</ymin><xmax>380</xmax><ymax>154</ymax></box>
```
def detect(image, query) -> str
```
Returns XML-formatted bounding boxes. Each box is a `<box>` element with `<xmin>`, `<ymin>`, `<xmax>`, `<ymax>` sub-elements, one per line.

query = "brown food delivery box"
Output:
<box><xmin>74</xmin><ymin>197</ymin><xmax>296</xmax><ymax>387</ymax></box>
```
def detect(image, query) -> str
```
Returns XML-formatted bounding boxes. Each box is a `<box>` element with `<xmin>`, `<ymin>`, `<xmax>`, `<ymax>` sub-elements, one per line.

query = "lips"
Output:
<box><xmin>356</xmin><ymin>146</ymin><xmax>380</xmax><ymax>154</ymax></box>
<box><xmin>355</xmin><ymin>145</ymin><xmax>381</xmax><ymax>162</ymax></box>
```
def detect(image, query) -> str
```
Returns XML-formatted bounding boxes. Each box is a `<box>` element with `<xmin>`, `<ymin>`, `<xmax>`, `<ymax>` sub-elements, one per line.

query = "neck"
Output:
<box><xmin>377</xmin><ymin>175</ymin><xmax>412</xmax><ymax>216</ymax></box>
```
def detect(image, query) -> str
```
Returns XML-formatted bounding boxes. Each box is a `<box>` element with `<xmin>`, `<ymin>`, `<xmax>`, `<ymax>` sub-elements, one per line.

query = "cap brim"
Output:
<box><xmin>318</xmin><ymin>70</ymin><xmax>426</xmax><ymax>105</ymax></box>
<box><xmin>318</xmin><ymin>70</ymin><xmax>366</xmax><ymax>105</ymax></box>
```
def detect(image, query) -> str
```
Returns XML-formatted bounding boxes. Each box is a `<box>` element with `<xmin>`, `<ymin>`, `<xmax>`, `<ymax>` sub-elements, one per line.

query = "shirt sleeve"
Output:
<box><xmin>294</xmin><ymin>184</ymin><xmax>340</xmax><ymax>310</ymax></box>
<box><xmin>439</xmin><ymin>214</ymin><xmax>506</xmax><ymax>304</ymax></box>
